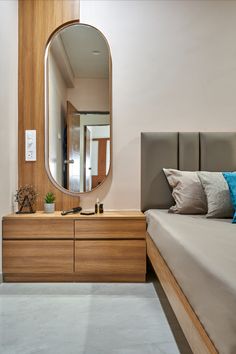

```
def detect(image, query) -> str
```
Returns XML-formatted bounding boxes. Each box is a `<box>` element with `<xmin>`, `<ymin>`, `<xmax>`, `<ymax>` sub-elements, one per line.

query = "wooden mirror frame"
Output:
<box><xmin>44</xmin><ymin>21</ymin><xmax>112</xmax><ymax>196</ymax></box>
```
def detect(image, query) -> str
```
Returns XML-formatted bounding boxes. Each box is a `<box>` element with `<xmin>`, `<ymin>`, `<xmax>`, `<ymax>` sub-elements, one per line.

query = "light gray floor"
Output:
<box><xmin>0</xmin><ymin>279</ymin><xmax>192</xmax><ymax>354</ymax></box>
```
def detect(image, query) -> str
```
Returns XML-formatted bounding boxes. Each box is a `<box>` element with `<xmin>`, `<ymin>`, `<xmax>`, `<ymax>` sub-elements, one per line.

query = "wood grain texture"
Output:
<box><xmin>3</xmin><ymin>211</ymin><xmax>145</xmax><ymax>220</ymax></box>
<box><xmin>146</xmin><ymin>233</ymin><xmax>218</xmax><ymax>354</ymax></box>
<box><xmin>3</xmin><ymin>240</ymin><xmax>74</xmax><ymax>273</ymax></box>
<box><xmin>75</xmin><ymin>219</ymin><xmax>146</xmax><ymax>239</ymax></box>
<box><xmin>3</xmin><ymin>219</ymin><xmax>74</xmax><ymax>239</ymax></box>
<box><xmin>91</xmin><ymin>138</ymin><xmax>110</xmax><ymax>189</ymax></box>
<box><xmin>18</xmin><ymin>0</ymin><xmax>80</xmax><ymax>210</ymax></box>
<box><xmin>3</xmin><ymin>273</ymin><xmax>145</xmax><ymax>283</ymax></box>
<box><xmin>2</xmin><ymin>211</ymin><xmax>146</xmax><ymax>282</ymax></box>
<box><xmin>75</xmin><ymin>240</ymin><xmax>146</xmax><ymax>277</ymax></box>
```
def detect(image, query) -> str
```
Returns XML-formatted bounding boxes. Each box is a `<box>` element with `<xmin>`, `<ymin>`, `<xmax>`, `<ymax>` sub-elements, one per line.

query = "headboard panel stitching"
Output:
<box><xmin>177</xmin><ymin>132</ymin><xmax>180</xmax><ymax>170</ymax></box>
<box><xmin>199</xmin><ymin>133</ymin><xmax>201</xmax><ymax>171</ymax></box>
<box><xmin>141</xmin><ymin>132</ymin><xmax>236</xmax><ymax>211</ymax></box>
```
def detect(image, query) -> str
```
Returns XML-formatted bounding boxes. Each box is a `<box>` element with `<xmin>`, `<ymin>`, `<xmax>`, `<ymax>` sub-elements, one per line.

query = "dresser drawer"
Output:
<box><xmin>75</xmin><ymin>239</ymin><xmax>146</xmax><ymax>275</ymax></box>
<box><xmin>3</xmin><ymin>240</ymin><xmax>74</xmax><ymax>273</ymax></box>
<box><xmin>75</xmin><ymin>219</ymin><xmax>146</xmax><ymax>239</ymax></box>
<box><xmin>3</xmin><ymin>219</ymin><xmax>74</xmax><ymax>239</ymax></box>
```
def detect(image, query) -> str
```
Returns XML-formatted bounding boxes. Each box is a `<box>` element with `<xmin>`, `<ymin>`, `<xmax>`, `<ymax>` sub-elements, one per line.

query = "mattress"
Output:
<box><xmin>145</xmin><ymin>210</ymin><xmax>236</xmax><ymax>354</ymax></box>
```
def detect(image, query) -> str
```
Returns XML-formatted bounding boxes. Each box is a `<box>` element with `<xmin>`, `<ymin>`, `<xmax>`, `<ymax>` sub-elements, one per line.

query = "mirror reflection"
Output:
<box><xmin>46</xmin><ymin>23</ymin><xmax>111</xmax><ymax>193</ymax></box>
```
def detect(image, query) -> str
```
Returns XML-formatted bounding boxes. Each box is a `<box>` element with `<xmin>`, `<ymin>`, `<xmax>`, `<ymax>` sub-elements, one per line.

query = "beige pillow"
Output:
<box><xmin>163</xmin><ymin>168</ymin><xmax>207</xmax><ymax>214</ymax></box>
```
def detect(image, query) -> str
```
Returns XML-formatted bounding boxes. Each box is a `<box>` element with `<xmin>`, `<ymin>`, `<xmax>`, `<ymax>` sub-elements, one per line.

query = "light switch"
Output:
<box><xmin>25</xmin><ymin>130</ymin><xmax>36</xmax><ymax>161</ymax></box>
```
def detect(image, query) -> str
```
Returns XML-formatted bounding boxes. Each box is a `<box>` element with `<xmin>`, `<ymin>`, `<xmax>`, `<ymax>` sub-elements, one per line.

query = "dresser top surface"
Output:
<box><xmin>3</xmin><ymin>210</ymin><xmax>145</xmax><ymax>221</ymax></box>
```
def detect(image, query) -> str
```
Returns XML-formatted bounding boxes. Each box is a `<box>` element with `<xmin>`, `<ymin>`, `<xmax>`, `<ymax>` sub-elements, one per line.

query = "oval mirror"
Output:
<box><xmin>45</xmin><ymin>23</ymin><xmax>111</xmax><ymax>194</ymax></box>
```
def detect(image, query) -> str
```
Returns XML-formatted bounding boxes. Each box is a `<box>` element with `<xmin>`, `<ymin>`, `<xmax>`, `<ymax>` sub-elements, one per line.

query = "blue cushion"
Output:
<box><xmin>233</xmin><ymin>212</ymin><xmax>236</xmax><ymax>223</ymax></box>
<box><xmin>223</xmin><ymin>172</ymin><xmax>236</xmax><ymax>223</ymax></box>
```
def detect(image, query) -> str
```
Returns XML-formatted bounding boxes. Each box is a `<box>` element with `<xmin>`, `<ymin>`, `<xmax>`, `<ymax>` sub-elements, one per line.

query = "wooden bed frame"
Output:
<box><xmin>146</xmin><ymin>232</ymin><xmax>218</xmax><ymax>354</ymax></box>
<box><xmin>141</xmin><ymin>132</ymin><xmax>236</xmax><ymax>354</ymax></box>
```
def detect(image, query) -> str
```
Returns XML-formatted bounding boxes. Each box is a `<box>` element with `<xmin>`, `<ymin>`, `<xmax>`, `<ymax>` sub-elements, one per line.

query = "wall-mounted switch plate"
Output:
<box><xmin>25</xmin><ymin>130</ymin><xmax>36</xmax><ymax>161</ymax></box>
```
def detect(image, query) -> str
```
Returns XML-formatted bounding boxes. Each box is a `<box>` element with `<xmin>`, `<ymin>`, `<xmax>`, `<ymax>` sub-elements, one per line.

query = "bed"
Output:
<box><xmin>141</xmin><ymin>132</ymin><xmax>236</xmax><ymax>354</ymax></box>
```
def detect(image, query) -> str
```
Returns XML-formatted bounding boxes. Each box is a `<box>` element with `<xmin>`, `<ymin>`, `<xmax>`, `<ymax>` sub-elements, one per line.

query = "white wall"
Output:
<box><xmin>80</xmin><ymin>114</ymin><xmax>110</xmax><ymax>191</ymax></box>
<box><xmin>80</xmin><ymin>0</ymin><xmax>236</xmax><ymax>210</ymax></box>
<box><xmin>0</xmin><ymin>1</ymin><xmax>18</xmax><ymax>274</ymax></box>
<box><xmin>48</xmin><ymin>51</ymin><xmax>67</xmax><ymax>186</ymax></box>
<box><xmin>67</xmin><ymin>78</ymin><xmax>109</xmax><ymax>111</ymax></box>
<box><xmin>90</xmin><ymin>125</ymin><xmax>110</xmax><ymax>176</ymax></box>
<box><xmin>1</xmin><ymin>0</ymin><xmax>236</xmax><ymax>239</ymax></box>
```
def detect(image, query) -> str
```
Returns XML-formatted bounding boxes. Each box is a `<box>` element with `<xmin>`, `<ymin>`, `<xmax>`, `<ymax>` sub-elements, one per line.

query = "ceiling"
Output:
<box><xmin>59</xmin><ymin>24</ymin><xmax>109</xmax><ymax>79</ymax></box>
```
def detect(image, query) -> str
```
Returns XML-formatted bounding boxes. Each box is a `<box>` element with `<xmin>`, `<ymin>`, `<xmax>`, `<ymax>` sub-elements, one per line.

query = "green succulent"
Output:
<box><xmin>44</xmin><ymin>192</ymin><xmax>56</xmax><ymax>204</ymax></box>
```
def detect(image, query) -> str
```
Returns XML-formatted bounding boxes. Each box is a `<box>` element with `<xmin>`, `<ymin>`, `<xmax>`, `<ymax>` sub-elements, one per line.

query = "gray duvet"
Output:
<box><xmin>145</xmin><ymin>210</ymin><xmax>236</xmax><ymax>354</ymax></box>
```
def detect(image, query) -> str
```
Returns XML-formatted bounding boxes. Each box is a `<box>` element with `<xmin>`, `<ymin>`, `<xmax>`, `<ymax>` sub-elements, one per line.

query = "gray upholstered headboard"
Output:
<box><xmin>141</xmin><ymin>132</ymin><xmax>236</xmax><ymax>212</ymax></box>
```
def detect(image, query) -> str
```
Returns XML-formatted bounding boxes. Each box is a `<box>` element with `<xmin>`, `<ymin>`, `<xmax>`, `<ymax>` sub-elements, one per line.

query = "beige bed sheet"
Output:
<box><xmin>145</xmin><ymin>210</ymin><xmax>236</xmax><ymax>354</ymax></box>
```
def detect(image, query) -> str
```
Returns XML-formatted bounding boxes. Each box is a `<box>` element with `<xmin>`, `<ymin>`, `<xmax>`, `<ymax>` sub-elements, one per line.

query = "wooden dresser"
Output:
<box><xmin>2</xmin><ymin>211</ymin><xmax>146</xmax><ymax>282</ymax></box>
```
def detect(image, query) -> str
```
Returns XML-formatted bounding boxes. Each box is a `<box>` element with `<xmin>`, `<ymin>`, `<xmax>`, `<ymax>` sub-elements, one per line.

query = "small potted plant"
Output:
<box><xmin>44</xmin><ymin>192</ymin><xmax>56</xmax><ymax>213</ymax></box>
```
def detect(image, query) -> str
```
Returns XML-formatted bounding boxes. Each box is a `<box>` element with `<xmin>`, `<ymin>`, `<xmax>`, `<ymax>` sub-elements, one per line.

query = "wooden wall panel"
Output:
<box><xmin>18</xmin><ymin>0</ymin><xmax>80</xmax><ymax>210</ymax></box>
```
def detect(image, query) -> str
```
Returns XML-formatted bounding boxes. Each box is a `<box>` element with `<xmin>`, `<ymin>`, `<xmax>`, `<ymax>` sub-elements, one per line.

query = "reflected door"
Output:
<box><xmin>45</xmin><ymin>22</ymin><xmax>112</xmax><ymax>195</ymax></box>
<box><xmin>66</xmin><ymin>101</ymin><xmax>80</xmax><ymax>192</ymax></box>
<box><xmin>84</xmin><ymin>127</ymin><xmax>92</xmax><ymax>192</ymax></box>
<box><xmin>92</xmin><ymin>137</ymin><xmax>110</xmax><ymax>188</ymax></box>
